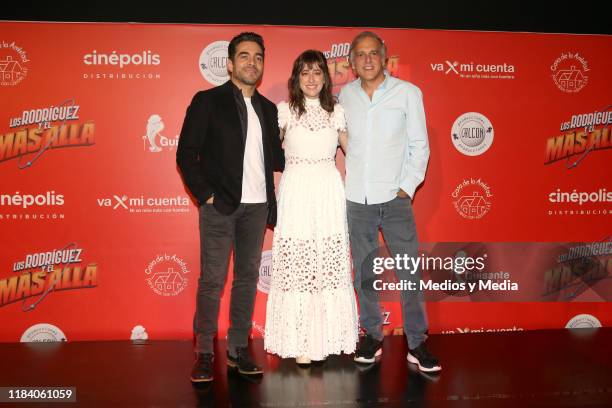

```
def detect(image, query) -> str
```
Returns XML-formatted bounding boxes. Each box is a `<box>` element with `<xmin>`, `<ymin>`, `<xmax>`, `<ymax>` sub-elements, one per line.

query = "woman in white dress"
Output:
<box><xmin>264</xmin><ymin>50</ymin><xmax>358</xmax><ymax>365</ymax></box>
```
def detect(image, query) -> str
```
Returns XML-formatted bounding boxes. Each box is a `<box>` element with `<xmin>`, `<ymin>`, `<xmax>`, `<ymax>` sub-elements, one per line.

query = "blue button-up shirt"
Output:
<box><xmin>339</xmin><ymin>73</ymin><xmax>430</xmax><ymax>204</ymax></box>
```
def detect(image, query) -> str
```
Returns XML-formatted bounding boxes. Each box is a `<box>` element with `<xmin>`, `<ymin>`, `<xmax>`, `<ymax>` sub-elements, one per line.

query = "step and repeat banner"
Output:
<box><xmin>0</xmin><ymin>22</ymin><xmax>610</xmax><ymax>342</ymax></box>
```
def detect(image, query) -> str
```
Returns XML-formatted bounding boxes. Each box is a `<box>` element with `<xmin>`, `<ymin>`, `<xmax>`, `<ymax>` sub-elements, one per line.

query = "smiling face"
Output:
<box><xmin>352</xmin><ymin>36</ymin><xmax>386</xmax><ymax>83</ymax></box>
<box><xmin>227</xmin><ymin>40</ymin><xmax>264</xmax><ymax>86</ymax></box>
<box><xmin>299</xmin><ymin>63</ymin><xmax>325</xmax><ymax>99</ymax></box>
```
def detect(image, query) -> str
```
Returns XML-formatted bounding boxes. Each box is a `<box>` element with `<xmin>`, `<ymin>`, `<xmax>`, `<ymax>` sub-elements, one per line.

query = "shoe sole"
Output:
<box><xmin>190</xmin><ymin>376</ymin><xmax>213</xmax><ymax>383</ymax></box>
<box><xmin>353</xmin><ymin>348</ymin><xmax>382</xmax><ymax>364</ymax></box>
<box><xmin>227</xmin><ymin>359</ymin><xmax>264</xmax><ymax>375</ymax></box>
<box><xmin>407</xmin><ymin>353</ymin><xmax>442</xmax><ymax>372</ymax></box>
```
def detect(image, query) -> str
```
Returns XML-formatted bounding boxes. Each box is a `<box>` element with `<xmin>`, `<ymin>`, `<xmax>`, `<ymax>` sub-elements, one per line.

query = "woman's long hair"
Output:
<box><xmin>288</xmin><ymin>50</ymin><xmax>335</xmax><ymax>117</ymax></box>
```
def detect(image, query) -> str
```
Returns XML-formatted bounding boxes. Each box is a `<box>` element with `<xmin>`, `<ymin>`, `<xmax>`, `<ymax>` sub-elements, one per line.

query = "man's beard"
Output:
<box><xmin>235</xmin><ymin>69</ymin><xmax>261</xmax><ymax>86</ymax></box>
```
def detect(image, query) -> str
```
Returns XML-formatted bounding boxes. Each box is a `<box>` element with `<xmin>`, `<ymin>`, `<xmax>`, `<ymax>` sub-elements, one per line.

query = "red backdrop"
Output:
<box><xmin>0</xmin><ymin>22</ymin><xmax>610</xmax><ymax>342</ymax></box>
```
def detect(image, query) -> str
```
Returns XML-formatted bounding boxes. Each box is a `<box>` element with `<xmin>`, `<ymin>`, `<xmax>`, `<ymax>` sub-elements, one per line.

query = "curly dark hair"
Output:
<box><xmin>288</xmin><ymin>50</ymin><xmax>335</xmax><ymax>117</ymax></box>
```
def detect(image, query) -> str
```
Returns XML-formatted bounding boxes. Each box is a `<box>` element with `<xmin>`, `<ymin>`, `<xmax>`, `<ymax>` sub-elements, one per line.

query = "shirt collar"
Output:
<box><xmin>355</xmin><ymin>70</ymin><xmax>390</xmax><ymax>91</ymax></box>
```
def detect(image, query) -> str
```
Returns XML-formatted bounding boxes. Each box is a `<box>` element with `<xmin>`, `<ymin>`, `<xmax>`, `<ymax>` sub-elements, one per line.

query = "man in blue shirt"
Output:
<box><xmin>339</xmin><ymin>31</ymin><xmax>441</xmax><ymax>372</ymax></box>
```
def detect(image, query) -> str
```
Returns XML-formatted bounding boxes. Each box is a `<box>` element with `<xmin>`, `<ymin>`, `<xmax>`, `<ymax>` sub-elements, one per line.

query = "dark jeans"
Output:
<box><xmin>347</xmin><ymin>196</ymin><xmax>428</xmax><ymax>349</ymax></box>
<box><xmin>195</xmin><ymin>202</ymin><xmax>268</xmax><ymax>354</ymax></box>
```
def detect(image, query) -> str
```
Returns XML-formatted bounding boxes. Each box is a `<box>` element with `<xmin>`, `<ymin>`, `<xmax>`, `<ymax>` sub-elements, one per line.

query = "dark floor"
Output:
<box><xmin>0</xmin><ymin>329</ymin><xmax>611</xmax><ymax>407</ymax></box>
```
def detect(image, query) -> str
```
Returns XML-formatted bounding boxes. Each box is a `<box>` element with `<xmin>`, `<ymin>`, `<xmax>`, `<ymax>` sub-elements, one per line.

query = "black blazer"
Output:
<box><xmin>176</xmin><ymin>80</ymin><xmax>285</xmax><ymax>225</ymax></box>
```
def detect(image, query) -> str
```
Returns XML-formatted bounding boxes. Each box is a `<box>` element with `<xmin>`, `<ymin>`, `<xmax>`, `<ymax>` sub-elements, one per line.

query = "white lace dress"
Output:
<box><xmin>264</xmin><ymin>98</ymin><xmax>358</xmax><ymax>360</ymax></box>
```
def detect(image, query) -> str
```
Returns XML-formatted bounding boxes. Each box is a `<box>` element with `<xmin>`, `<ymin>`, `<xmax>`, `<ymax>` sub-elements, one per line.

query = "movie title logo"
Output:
<box><xmin>430</xmin><ymin>60</ymin><xmax>516</xmax><ymax>79</ymax></box>
<box><xmin>551</xmin><ymin>52</ymin><xmax>589</xmax><ymax>93</ymax></box>
<box><xmin>545</xmin><ymin>108</ymin><xmax>611</xmax><ymax>167</ymax></box>
<box><xmin>1</xmin><ymin>99</ymin><xmax>95</xmax><ymax>168</ymax></box>
<box><xmin>543</xmin><ymin>243</ymin><xmax>611</xmax><ymax>299</ymax></box>
<box><xmin>1</xmin><ymin>246</ymin><xmax>98</xmax><ymax>309</ymax></box>
<box><xmin>82</xmin><ymin>50</ymin><xmax>161</xmax><ymax>80</ymax></box>
<box><xmin>9</xmin><ymin>104</ymin><xmax>79</xmax><ymax>130</ymax></box>
<box><xmin>325</xmin><ymin>41</ymin><xmax>400</xmax><ymax>92</ymax></box>
<box><xmin>0</xmin><ymin>41</ymin><xmax>29</xmax><ymax>86</ymax></box>
<box><xmin>323</xmin><ymin>42</ymin><xmax>350</xmax><ymax>59</ymax></box>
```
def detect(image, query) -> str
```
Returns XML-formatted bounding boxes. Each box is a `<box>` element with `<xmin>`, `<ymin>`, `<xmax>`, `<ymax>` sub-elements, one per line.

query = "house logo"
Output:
<box><xmin>0</xmin><ymin>41</ymin><xmax>29</xmax><ymax>86</ymax></box>
<box><xmin>145</xmin><ymin>254</ymin><xmax>189</xmax><ymax>296</ymax></box>
<box><xmin>20</xmin><ymin>323</ymin><xmax>67</xmax><ymax>342</ymax></box>
<box><xmin>142</xmin><ymin>114</ymin><xmax>178</xmax><ymax>152</ymax></box>
<box><xmin>451</xmin><ymin>112</ymin><xmax>494</xmax><ymax>156</ymax></box>
<box><xmin>565</xmin><ymin>314</ymin><xmax>601</xmax><ymax>329</ymax></box>
<box><xmin>551</xmin><ymin>52</ymin><xmax>589</xmax><ymax>93</ymax></box>
<box><xmin>199</xmin><ymin>41</ymin><xmax>229</xmax><ymax>86</ymax></box>
<box><xmin>257</xmin><ymin>250</ymin><xmax>273</xmax><ymax>294</ymax></box>
<box><xmin>451</xmin><ymin>178</ymin><xmax>493</xmax><ymax>219</ymax></box>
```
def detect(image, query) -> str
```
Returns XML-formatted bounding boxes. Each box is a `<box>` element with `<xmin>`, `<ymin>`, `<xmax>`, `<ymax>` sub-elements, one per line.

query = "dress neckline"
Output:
<box><xmin>305</xmin><ymin>97</ymin><xmax>321</xmax><ymax>107</ymax></box>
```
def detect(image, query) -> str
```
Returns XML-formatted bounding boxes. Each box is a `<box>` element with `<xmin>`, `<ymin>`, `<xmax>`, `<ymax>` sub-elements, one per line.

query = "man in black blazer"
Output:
<box><xmin>177</xmin><ymin>32</ymin><xmax>284</xmax><ymax>382</ymax></box>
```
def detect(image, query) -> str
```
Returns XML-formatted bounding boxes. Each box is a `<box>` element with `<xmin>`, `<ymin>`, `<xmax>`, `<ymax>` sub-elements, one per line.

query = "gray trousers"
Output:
<box><xmin>195</xmin><ymin>202</ymin><xmax>268</xmax><ymax>354</ymax></box>
<box><xmin>347</xmin><ymin>196</ymin><xmax>428</xmax><ymax>349</ymax></box>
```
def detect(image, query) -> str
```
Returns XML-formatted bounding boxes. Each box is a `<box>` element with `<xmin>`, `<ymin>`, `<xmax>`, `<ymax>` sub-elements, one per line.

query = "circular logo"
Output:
<box><xmin>20</xmin><ymin>323</ymin><xmax>67</xmax><ymax>342</ymax></box>
<box><xmin>551</xmin><ymin>52</ymin><xmax>589</xmax><ymax>93</ymax></box>
<box><xmin>199</xmin><ymin>41</ymin><xmax>229</xmax><ymax>86</ymax></box>
<box><xmin>451</xmin><ymin>178</ymin><xmax>493</xmax><ymax>219</ymax></box>
<box><xmin>451</xmin><ymin>112</ymin><xmax>494</xmax><ymax>156</ymax></box>
<box><xmin>144</xmin><ymin>254</ymin><xmax>189</xmax><ymax>296</ymax></box>
<box><xmin>257</xmin><ymin>250</ymin><xmax>273</xmax><ymax>294</ymax></box>
<box><xmin>565</xmin><ymin>313</ymin><xmax>601</xmax><ymax>329</ymax></box>
<box><xmin>1</xmin><ymin>41</ymin><xmax>29</xmax><ymax>86</ymax></box>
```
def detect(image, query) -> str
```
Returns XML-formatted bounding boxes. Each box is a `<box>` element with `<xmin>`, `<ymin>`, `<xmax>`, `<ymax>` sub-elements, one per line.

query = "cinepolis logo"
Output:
<box><xmin>430</xmin><ymin>60</ymin><xmax>515</xmax><ymax>79</ymax></box>
<box><xmin>21</xmin><ymin>323</ymin><xmax>67</xmax><ymax>342</ymax></box>
<box><xmin>257</xmin><ymin>250</ymin><xmax>273</xmax><ymax>294</ymax></box>
<box><xmin>142</xmin><ymin>114</ymin><xmax>178</xmax><ymax>152</ymax></box>
<box><xmin>551</xmin><ymin>52</ymin><xmax>589</xmax><ymax>93</ymax></box>
<box><xmin>0</xmin><ymin>191</ymin><xmax>66</xmax><ymax>222</ymax></box>
<box><xmin>83</xmin><ymin>50</ymin><xmax>160</xmax><ymax>68</ymax></box>
<box><xmin>82</xmin><ymin>50</ymin><xmax>161</xmax><ymax>80</ymax></box>
<box><xmin>145</xmin><ymin>254</ymin><xmax>189</xmax><ymax>297</ymax></box>
<box><xmin>1</xmin><ymin>41</ymin><xmax>29</xmax><ymax>86</ymax></box>
<box><xmin>451</xmin><ymin>112</ymin><xmax>494</xmax><ymax>156</ymax></box>
<box><xmin>451</xmin><ymin>178</ymin><xmax>493</xmax><ymax>219</ymax></box>
<box><xmin>547</xmin><ymin>188</ymin><xmax>611</xmax><ymax>216</ymax></box>
<box><xmin>1</xmin><ymin>191</ymin><xmax>64</xmax><ymax>208</ymax></box>
<box><xmin>199</xmin><ymin>41</ymin><xmax>229</xmax><ymax>86</ymax></box>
